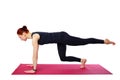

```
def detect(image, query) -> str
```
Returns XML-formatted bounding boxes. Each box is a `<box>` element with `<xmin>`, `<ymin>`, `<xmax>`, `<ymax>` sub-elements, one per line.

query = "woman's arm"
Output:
<box><xmin>24</xmin><ymin>33</ymin><xmax>40</xmax><ymax>73</ymax></box>
<box><xmin>32</xmin><ymin>34</ymin><xmax>39</xmax><ymax>71</ymax></box>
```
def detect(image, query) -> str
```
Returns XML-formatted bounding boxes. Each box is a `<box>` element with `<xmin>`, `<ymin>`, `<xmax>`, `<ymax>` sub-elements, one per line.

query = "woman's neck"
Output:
<box><xmin>26</xmin><ymin>32</ymin><xmax>32</xmax><ymax>39</ymax></box>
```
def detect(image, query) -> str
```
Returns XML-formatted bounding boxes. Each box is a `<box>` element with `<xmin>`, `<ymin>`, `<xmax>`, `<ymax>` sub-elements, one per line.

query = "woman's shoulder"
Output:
<box><xmin>31</xmin><ymin>32</ymin><xmax>41</xmax><ymax>38</ymax></box>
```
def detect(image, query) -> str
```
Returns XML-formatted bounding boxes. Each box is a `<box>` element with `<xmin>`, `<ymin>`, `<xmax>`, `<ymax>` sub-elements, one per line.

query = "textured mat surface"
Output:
<box><xmin>12</xmin><ymin>64</ymin><xmax>112</xmax><ymax>75</ymax></box>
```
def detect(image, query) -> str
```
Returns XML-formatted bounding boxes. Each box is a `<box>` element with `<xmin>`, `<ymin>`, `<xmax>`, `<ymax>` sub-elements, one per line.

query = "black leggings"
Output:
<box><xmin>57</xmin><ymin>32</ymin><xmax>104</xmax><ymax>62</ymax></box>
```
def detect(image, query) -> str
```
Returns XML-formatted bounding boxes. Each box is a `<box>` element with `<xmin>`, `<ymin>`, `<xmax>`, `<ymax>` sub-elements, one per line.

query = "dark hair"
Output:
<box><xmin>17</xmin><ymin>25</ymin><xmax>29</xmax><ymax>35</ymax></box>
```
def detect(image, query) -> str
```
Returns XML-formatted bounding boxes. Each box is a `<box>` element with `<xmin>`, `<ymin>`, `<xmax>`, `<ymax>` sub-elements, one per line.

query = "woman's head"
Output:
<box><xmin>17</xmin><ymin>26</ymin><xmax>29</xmax><ymax>41</ymax></box>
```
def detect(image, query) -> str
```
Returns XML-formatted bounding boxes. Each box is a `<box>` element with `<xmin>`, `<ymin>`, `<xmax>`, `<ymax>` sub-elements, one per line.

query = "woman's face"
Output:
<box><xmin>18</xmin><ymin>33</ymin><xmax>27</xmax><ymax>41</ymax></box>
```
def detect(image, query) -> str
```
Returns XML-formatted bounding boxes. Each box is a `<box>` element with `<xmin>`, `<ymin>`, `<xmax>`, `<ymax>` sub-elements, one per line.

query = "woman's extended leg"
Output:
<box><xmin>61</xmin><ymin>32</ymin><xmax>115</xmax><ymax>45</ymax></box>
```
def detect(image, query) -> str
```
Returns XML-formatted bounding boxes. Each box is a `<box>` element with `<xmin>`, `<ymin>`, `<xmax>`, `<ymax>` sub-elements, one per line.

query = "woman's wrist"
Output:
<box><xmin>33</xmin><ymin>68</ymin><xmax>37</xmax><ymax>71</ymax></box>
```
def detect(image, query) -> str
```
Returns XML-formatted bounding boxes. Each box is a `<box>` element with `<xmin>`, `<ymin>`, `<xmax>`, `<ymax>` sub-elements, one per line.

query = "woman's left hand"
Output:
<box><xmin>24</xmin><ymin>70</ymin><xmax>36</xmax><ymax>73</ymax></box>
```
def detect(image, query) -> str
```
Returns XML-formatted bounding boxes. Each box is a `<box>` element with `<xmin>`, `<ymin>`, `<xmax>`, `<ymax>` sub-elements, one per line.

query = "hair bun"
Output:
<box><xmin>22</xmin><ymin>25</ymin><xmax>27</xmax><ymax>30</ymax></box>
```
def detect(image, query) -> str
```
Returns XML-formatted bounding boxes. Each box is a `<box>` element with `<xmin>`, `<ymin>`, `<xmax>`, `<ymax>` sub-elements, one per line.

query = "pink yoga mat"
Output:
<box><xmin>12</xmin><ymin>64</ymin><xmax>112</xmax><ymax>75</ymax></box>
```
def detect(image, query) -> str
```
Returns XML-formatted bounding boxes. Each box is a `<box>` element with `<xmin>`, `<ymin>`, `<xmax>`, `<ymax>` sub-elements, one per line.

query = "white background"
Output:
<box><xmin>0</xmin><ymin>0</ymin><xmax>120</xmax><ymax>80</ymax></box>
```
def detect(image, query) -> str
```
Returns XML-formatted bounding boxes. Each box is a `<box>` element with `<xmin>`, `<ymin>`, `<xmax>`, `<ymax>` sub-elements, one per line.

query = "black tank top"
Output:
<box><xmin>31</xmin><ymin>31</ymin><xmax>65</xmax><ymax>45</ymax></box>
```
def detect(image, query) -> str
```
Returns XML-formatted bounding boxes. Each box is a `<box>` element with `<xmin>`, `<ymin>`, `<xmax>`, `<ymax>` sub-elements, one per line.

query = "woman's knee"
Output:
<box><xmin>60</xmin><ymin>57</ymin><xmax>67</xmax><ymax>61</ymax></box>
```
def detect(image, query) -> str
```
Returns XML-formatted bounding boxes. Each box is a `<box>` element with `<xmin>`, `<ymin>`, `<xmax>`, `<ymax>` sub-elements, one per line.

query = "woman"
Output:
<box><xmin>17</xmin><ymin>26</ymin><xmax>115</xmax><ymax>73</ymax></box>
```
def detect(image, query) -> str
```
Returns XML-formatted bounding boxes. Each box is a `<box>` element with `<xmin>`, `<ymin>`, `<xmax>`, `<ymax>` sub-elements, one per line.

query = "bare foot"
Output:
<box><xmin>80</xmin><ymin>59</ymin><xmax>87</xmax><ymax>68</ymax></box>
<box><xmin>104</xmin><ymin>39</ymin><xmax>115</xmax><ymax>45</ymax></box>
